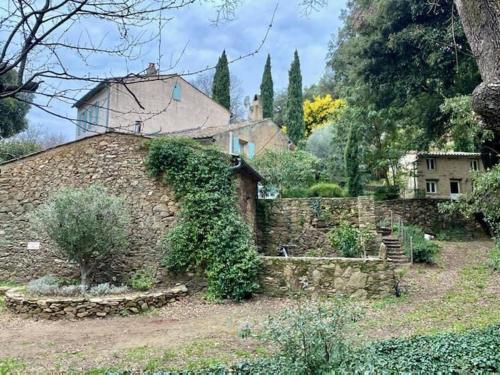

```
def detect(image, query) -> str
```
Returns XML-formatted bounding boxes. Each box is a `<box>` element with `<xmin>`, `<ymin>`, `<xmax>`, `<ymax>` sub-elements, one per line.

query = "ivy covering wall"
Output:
<box><xmin>145</xmin><ymin>137</ymin><xmax>260</xmax><ymax>301</ymax></box>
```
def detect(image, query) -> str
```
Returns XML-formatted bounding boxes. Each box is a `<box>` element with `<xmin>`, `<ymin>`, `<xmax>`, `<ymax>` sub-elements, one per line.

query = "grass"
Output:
<box><xmin>0</xmin><ymin>358</ymin><xmax>25</xmax><ymax>375</ymax></box>
<box><xmin>359</xmin><ymin>257</ymin><xmax>500</xmax><ymax>340</ymax></box>
<box><xmin>0</xmin><ymin>280</ymin><xmax>21</xmax><ymax>288</ymax></box>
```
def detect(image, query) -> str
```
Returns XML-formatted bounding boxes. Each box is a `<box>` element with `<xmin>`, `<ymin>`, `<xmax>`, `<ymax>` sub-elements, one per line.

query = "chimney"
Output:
<box><xmin>248</xmin><ymin>94</ymin><xmax>263</xmax><ymax>121</ymax></box>
<box><xmin>146</xmin><ymin>63</ymin><xmax>157</xmax><ymax>76</ymax></box>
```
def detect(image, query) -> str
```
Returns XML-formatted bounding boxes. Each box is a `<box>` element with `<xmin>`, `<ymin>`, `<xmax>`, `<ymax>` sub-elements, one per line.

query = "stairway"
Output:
<box><xmin>382</xmin><ymin>236</ymin><xmax>408</xmax><ymax>264</ymax></box>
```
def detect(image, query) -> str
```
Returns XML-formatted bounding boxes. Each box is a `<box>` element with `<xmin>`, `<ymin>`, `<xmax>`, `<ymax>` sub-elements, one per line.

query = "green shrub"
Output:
<box><xmin>253</xmin><ymin>149</ymin><xmax>319</xmax><ymax>194</ymax></box>
<box><xmin>281</xmin><ymin>187</ymin><xmax>309</xmax><ymax>198</ymax></box>
<box><xmin>329</xmin><ymin>221</ymin><xmax>373</xmax><ymax>257</ymax></box>
<box><xmin>307</xmin><ymin>183</ymin><xmax>345</xmax><ymax>198</ymax></box>
<box><xmin>488</xmin><ymin>245</ymin><xmax>500</xmax><ymax>272</ymax></box>
<box><xmin>128</xmin><ymin>267</ymin><xmax>157</xmax><ymax>291</ymax></box>
<box><xmin>260</xmin><ymin>300</ymin><xmax>361</xmax><ymax>374</ymax></box>
<box><xmin>26</xmin><ymin>276</ymin><xmax>127</xmax><ymax>296</ymax></box>
<box><xmin>340</xmin><ymin>324</ymin><xmax>499</xmax><ymax>374</ymax></box>
<box><xmin>146</xmin><ymin>137</ymin><xmax>260</xmax><ymax>301</ymax></box>
<box><xmin>397</xmin><ymin>225</ymin><xmax>440</xmax><ymax>263</ymax></box>
<box><xmin>373</xmin><ymin>185</ymin><xmax>399</xmax><ymax>201</ymax></box>
<box><xmin>32</xmin><ymin>185</ymin><xmax>128</xmax><ymax>288</ymax></box>
<box><xmin>0</xmin><ymin>139</ymin><xmax>40</xmax><ymax>163</ymax></box>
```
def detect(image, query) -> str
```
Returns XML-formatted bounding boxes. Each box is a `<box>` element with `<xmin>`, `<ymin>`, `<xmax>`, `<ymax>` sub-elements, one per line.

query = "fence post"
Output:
<box><xmin>410</xmin><ymin>236</ymin><xmax>413</xmax><ymax>264</ymax></box>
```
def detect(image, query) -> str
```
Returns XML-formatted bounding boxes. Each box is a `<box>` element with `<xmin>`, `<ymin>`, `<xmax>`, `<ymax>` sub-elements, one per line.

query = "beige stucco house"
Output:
<box><xmin>399</xmin><ymin>151</ymin><xmax>483</xmax><ymax>199</ymax></box>
<box><xmin>175</xmin><ymin>119</ymin><xmax>290</xmax><ymax>160</ymax></box>
<box><xmin>74</xmin><ymin>64</ymin><xmax>231</xmax><ymax>139</ymax></box>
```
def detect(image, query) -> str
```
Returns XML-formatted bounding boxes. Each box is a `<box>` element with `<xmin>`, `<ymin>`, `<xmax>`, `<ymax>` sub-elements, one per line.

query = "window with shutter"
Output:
<box><xmin>248</xmin><ymin>142</ymin><xmax>255</xmax><ymax>159</ymax></box>
<box><xmin>231</xmin><ymin>135</ymin><xmax>240</xmax><ymax>155</ymax></box>
<box><xmin>173</xmin><ymin>83</ymin><xmax>181</xmax><ymax>101</ymax></box>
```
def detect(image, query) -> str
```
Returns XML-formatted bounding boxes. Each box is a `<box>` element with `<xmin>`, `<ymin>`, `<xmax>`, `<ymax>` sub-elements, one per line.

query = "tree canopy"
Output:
<box><xmin>285</xmin><ymin>50</ymin><xmax>305</xmax><ymax>144</ymax></box>
<box><xmin>0</xmin><ymin>70</ymin><xmax>31</xmax><ymax>139</ymax></box>
<box><xmin>212</xmin><ymin>50</ymin><xmax>231</xmax><ymax>111</ymax></box>
<box><xmin>260</xmin><ymin>54</ymin><xmax>274</xmax><ymax>119</ymax></box>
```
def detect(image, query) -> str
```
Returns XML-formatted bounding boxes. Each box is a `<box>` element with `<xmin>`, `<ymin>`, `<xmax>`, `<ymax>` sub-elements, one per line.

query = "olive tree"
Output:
<box><xmin>33</xmin><ymin>185</ymin><xmax>128</xmax><ymax>288</ymax></box>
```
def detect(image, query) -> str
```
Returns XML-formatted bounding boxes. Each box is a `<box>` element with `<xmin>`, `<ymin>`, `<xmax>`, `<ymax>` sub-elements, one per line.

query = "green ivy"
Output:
<box><xmin>145</xmin><ymin>137</ymin><xmax>260</xmax><ymax>301</ymax></box>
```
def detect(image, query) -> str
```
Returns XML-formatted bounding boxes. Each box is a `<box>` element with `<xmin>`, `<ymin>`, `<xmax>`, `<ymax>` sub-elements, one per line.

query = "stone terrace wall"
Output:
<box><xmin>5</xmin><ymin>284</ymin><xmax>187</xmax><ymax>320</ymax></box>
<box><xmin>374</xmin><ymin>199</ymin><xmax>481</xmax><ymax>232</ymax></box>
<box><xmin>260</xmin><ymin>256</ymin><xmax>395</xmax><ymax>299</ymax></box>
<box><xmin>257</xmin><ymin>198</ymin><xmax>360</xmax><ymax>256</ymax></box>
<box><xmin>0</xmin><ymin>133</ymin><xmax>178</xmax><ymax>282</ymax></box>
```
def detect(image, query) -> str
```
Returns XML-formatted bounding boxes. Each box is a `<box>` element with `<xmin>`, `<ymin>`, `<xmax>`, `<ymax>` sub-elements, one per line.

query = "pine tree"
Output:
<box><xmin>285</xmin><ymin>50</ymin><xmax>305</xmax><ymax>144</ymax></box>
<box><xmin>212</xmin><ymin>50</ymin><xmax>230</xmax><ymax>110</ymax></box>
<box><xmin>260</xmin><ymin>54</ymin><xmax>274</xmax><ymax>119</ymax></box>
<box><xmin>345</xmin><ymin>123</ymin><xmax>363</xmax><ymax>197</ymax></box>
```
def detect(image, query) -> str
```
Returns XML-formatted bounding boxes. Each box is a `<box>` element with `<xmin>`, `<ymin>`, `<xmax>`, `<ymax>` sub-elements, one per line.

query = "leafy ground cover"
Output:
<box><xmin>0</xmin><ymin>240</ymin><xmax>497</xmax><ymax>373</ymax></box>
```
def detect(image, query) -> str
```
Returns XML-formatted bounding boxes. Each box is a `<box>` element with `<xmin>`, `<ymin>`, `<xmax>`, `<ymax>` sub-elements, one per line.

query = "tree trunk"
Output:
<box><xmin>454</xmin><ymin>0</ymin><xmax>500</xmax><ymax>163</ymax></box>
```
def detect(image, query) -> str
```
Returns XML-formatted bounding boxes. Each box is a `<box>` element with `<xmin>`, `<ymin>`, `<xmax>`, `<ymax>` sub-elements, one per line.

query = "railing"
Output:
<box><xmin>393</xmin><ymin>214</ymin><xmax>413</xmax><ymax>264</ymax></box>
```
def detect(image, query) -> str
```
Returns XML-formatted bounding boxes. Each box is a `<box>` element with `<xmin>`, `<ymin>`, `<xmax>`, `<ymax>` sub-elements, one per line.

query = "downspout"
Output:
<box><xmin>229</xmin><ymin>157</ymin><xmax>243</xmax><ymax>172</ymax></box>
<box><xmin>105</xmin><ymin>85</ymin><xmax>111</xmax><ymax>130</ymax></box>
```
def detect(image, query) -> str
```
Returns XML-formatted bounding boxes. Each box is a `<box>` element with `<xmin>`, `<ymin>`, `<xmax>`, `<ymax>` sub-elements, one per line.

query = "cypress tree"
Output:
<box><xmin>285</xmin><ymin>50</ymin><xmax>305</xmax><ymax>144</ymax></box>
<box><xmin>345</xmin><ymin>123</ymin><xmax>363</xmax><ymax>197</ymax></box>
<box><xmin>260</xmin><ymin>54</ymin><xmax>274</xmax><ymax>119</ymax></box>
<box><xmin>212</xmin><ymin>50</ymin><xmax>230</xmax><ymax>110</ymax></box>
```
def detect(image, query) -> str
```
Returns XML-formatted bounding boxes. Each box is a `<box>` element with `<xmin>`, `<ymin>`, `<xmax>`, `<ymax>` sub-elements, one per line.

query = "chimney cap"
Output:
<box><xmin>146</xmin><ymin>63</ymin><xmax>157</xmax><ymax>76</ymax></box>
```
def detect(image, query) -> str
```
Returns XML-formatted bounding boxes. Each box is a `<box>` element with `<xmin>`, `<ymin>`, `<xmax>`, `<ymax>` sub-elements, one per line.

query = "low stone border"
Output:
<box><xmin>4</xmin><ymin>284</ymin><xmax>188</xmax><ymax>320</ymax></box>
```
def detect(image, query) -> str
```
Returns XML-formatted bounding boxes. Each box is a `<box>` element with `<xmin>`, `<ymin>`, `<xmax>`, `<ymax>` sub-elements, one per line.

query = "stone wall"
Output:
<box><xmin>0</xmin><ymin>132</ymin><xmax>259</xmax><ymax>283</ymax></box>
<box><xmin>256</xmin><ymin>197</ymin><xmax>371</xmax><ymax>256</ymax></box>
<box><xmin>374</xmin><ymin>199</ymin><xmax>480</xmax><ymax>232</ymax></box>
<box><xmin>260</xmin><ymin>256</ymin><xmax>395</xmax><ymax>299</ymax></box>
<box><xmin>0</xmin><ymin>132</ymin><xmax>176</xmax><ymax>282</ymax></box>
<box><xmin>5</xmin><ymin>284</ymin><xmax>187</xmax><ymax>320</ymax></box>
<box><xmin>256</xmin><ymin>197</ymin><xmax>481</xmax><ymax>256</ymax></box>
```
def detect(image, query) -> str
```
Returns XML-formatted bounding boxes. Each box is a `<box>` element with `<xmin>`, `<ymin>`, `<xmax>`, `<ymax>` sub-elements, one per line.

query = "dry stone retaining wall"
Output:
<box><xmin>260</xmin><ymin>256</ymin><xmax>395</xmax><ymax>299</ymax></box>
<box><xmin>5</xmin><ymin>284</ymin><xmax>187</xmax><ymax>320</ymax></box>
<box><xmin>0</xmin><ymin>132</ymin><xmax>178</xmax><ymax>282</ymax></box>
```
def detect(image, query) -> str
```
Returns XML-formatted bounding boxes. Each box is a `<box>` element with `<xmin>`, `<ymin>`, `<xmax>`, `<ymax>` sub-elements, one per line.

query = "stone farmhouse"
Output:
<box><xmin>0</xmin><ymin>132</ymin><xmax>261</xmax><ymax>282</ymax></box>
<box><xmin>399</xmin><ymin>151</ymin><xmax>484</xmax><ymax>199</ymax></box>
<box><xmin>74</xmin><ymin>64</ymin><xmax>231</xmax><ymax>139</ymax></box>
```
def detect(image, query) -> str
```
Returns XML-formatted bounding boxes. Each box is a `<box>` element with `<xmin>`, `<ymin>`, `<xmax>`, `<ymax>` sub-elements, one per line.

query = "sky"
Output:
<box><xmin>26</xmin><ymin>0</ymin><xmax>347</xmax><ymax>140</ymax></box>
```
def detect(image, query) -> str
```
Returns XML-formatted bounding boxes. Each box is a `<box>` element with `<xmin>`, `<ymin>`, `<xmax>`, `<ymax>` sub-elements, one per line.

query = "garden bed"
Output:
<box><xmin>4</xmin><ymin>284</ymin><xmax>188</xmax><ymax>320</ymax></box>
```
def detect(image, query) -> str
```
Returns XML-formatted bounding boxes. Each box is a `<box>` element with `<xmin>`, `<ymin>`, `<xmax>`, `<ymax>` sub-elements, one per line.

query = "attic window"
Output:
<box><xmin>172</xmin><ymin>83</ymin><xmax>181</xmax><ymax>101</ymax></box>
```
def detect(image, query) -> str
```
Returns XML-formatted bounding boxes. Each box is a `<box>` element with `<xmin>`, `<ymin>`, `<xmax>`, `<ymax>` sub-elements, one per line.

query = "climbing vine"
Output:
<box><xmin>145</xmin><ymin>137</ymin><xmax>260</xmax><ymax>301</ymax></box>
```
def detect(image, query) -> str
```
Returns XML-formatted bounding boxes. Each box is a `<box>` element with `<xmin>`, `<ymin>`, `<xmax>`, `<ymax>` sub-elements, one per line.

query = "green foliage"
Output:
<box><xmin>253</xmin><ymin>149</ymin><xmax>319</xmax><ymax>194</ymax></box>
<box><xmin>145</xmin><ymin>137</ymin><xmax>260</xmax><ymax>301</ymax></box>
<box><xmin>285</xmin><ymin>50</ymin><xmax>305</xmax><ymax>144</ymax></box>
<box><xmin>341</xmin><ymin>324</ymin><xmax>500</xmax><ymax>374</ymax></box>
<box><xmin>439</xmin><ymin>95</ymin><xmax>492</xmax><ymax>152</ymax></box>
<box><xmin>345</xmin><ymin>123</ymin><xmax>362</xmax><ymax>196</ymax></box>
<box><xmin>26</xmin><ymin>276</ymin><xmax>127</xmax><ymax>296</ymax></box>
<box><xmin>0</xmin><ymin>357</ymin><xmax>26</xmax><ymax>375</ymax></box>
<box><xmin>329</xmin><ymin>221</ymin><xmax>373</xmax><ymax>258</ymax></box>
<box><xmin>212</xmin><ymin>50</ymin><xmax>230</xmax><ymax>110</ymax></box>
<box><xmin>373</xmin><ymin>185</ymin><xmax>400</xmax><ymax>201</ymax></box>
<box><xmin>128</xmin><ymin>267</ymin><xmax>156</xmax><ymax>291</ymax></box>
<box><xmin>260</xmin><ymin>54</ymin><xmax>274</xmax><ymax>119</ymax></box>
<box><xmin>0</xmin><ymin>139</ymin><xmax>40</xmax><ymax>162</ymax></box>
<box><xmin>307</xmin><ymin>183</ymin><xmax>345</xmax><ymax>198</ymax></box>
<box><xmin>0</xmin><ymin>70</ymin><xmax>31</xmax><ymax>138</ymax></box>
<box><xmin>32</xmin><ymin>185</ymin><xmax>128</xmax><ymax>288</ymax></box>
<box><xmin>281</xmin><ymin>187</ymin><xmax>309</xmax><ymax>198</ymax></box>
<box><xmin>329</xmin><ymin>0</ymin><xmax>479</xmax><ymax>147</ymax></box>
<box><xmin>440</xmin><ymin>165</ymin><xmax>500</xmax><ymax>240</ymax></box>
<box><xmin>260</xmin><ymin>300</ymin><xmax>361</xmax><ymax>374</ymax></box>
<box><xmin>396</xmin><ymin>225</ymin><xmax>440</xmax><ymax>263</ymax></box>
<box><xmin>324</xmin><ymin>0</ymin><xmax>480</xmax><ymax>182</ymax></box>
<box><xmin>487</xmin><ymin>245</ymin><xmax>500</xmax><ymax>272</ymax></box>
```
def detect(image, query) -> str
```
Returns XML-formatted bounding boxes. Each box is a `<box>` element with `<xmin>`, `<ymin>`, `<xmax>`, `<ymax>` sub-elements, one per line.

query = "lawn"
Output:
<box><xmin>0</xmin><ymin>240</ymin><xmax>498</xmax><ymax>373</ymax></box>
